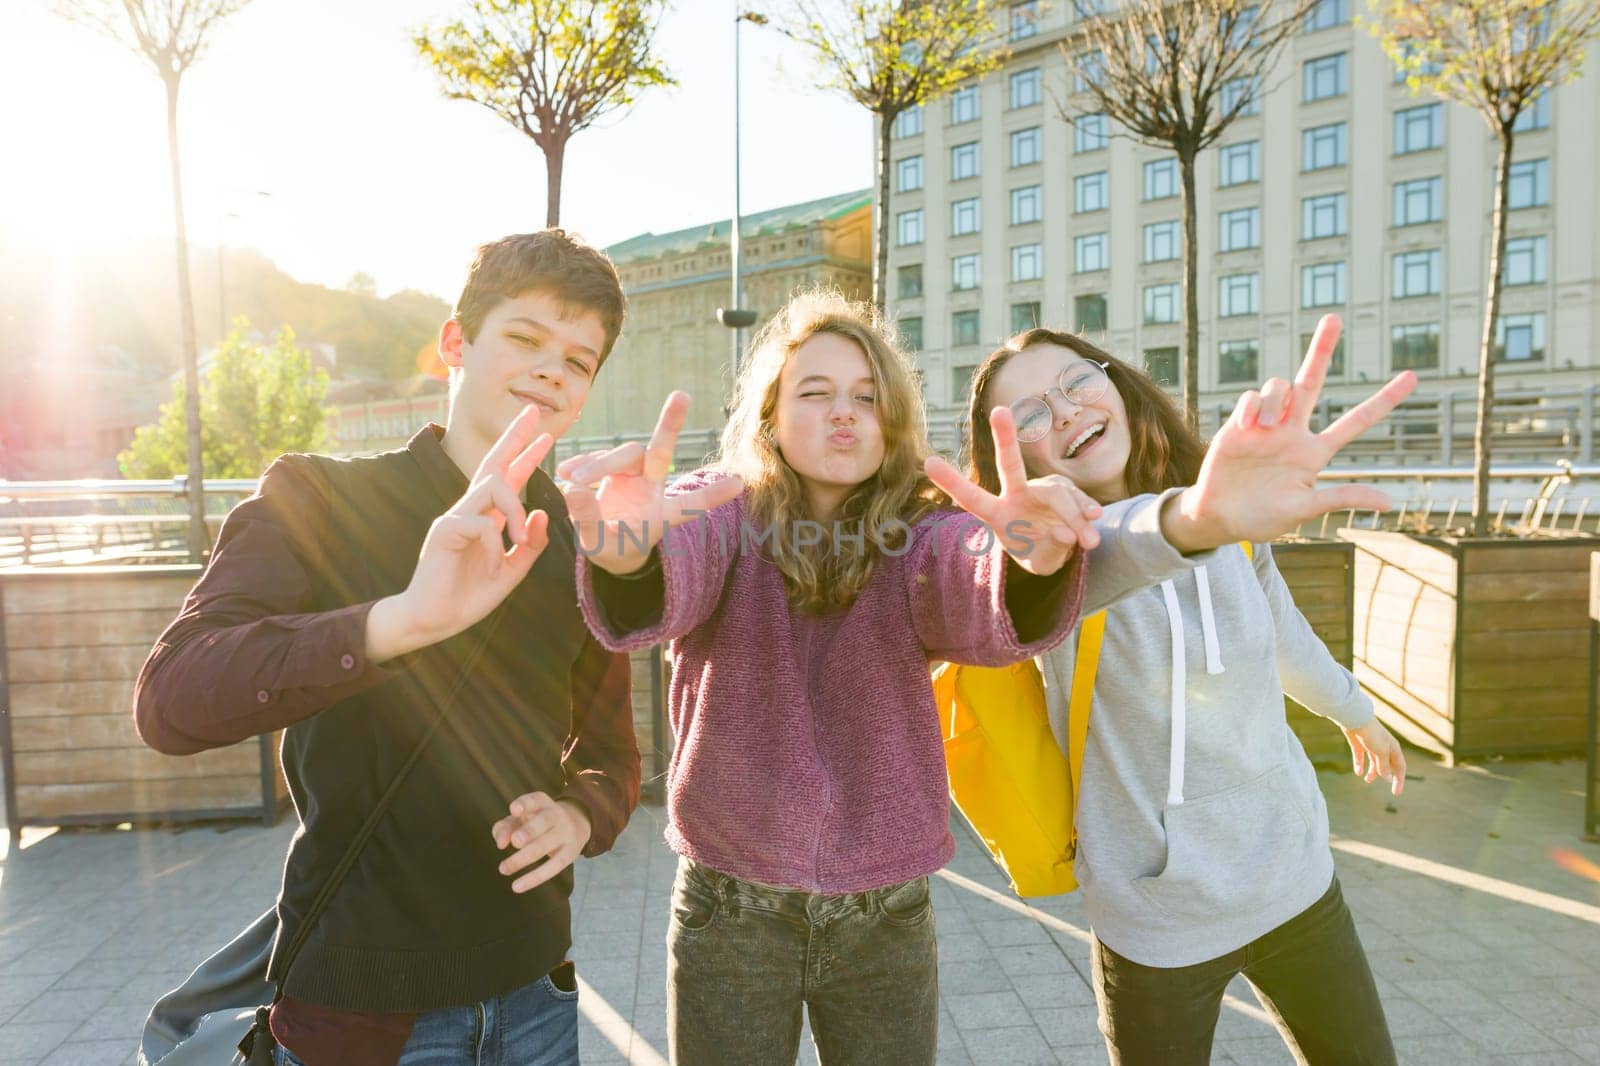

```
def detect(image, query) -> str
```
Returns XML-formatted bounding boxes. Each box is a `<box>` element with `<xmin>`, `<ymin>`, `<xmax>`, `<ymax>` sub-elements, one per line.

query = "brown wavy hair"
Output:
<box><xmin>963</xmin><ymin>328</ymin><xmax>1206</xmax><ymax>501</ymax></box>
<box><xmin>716</xmin><ymin>289</ymin><xmax>946</xmax><ymax>613</ymax></box>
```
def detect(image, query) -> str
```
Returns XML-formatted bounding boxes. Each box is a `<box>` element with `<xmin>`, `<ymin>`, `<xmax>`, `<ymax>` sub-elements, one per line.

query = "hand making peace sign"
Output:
<box><xmin>558</xmin><ymin>392</ymin><xmax>745</xmax><ymax>575</ymax></box>
<box><xmin>925</xmin><ymin>407</ymin><xmax>1105</xmax><ymax>576</ymax></box>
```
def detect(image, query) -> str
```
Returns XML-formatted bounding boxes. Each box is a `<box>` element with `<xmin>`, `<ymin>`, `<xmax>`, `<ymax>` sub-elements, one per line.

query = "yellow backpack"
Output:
<box><xmin>933</xmin><ymin>543</ymin><xmax>1253</xmax><ymax>898</ymax></box>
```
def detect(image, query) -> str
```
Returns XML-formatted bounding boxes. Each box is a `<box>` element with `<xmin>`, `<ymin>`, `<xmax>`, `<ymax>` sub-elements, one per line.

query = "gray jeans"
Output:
<box><xmin>666</xmin><ymin>858</ymin><xmax>939</xmax><ymax>1066</ymax></box>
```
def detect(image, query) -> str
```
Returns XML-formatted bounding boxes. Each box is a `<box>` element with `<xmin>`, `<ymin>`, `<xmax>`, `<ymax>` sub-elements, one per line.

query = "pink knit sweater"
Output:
<box><xmin>576</xmin><ymin>472</ymin><xmax>1085</xmax><ymax>894</ymax></box>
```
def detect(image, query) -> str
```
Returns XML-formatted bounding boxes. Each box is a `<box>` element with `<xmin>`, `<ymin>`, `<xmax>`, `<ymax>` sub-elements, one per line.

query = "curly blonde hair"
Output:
<box><xmin>715</xmin><ymin>289</ymin><xmax>945</xmax><ymax>613</ymax></box>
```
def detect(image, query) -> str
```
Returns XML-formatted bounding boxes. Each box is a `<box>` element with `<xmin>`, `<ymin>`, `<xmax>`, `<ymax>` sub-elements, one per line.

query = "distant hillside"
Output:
<box><xmin>0</xmin><ymin>239</ymin><xmax>451</xmax><ymax>383</ymax></box>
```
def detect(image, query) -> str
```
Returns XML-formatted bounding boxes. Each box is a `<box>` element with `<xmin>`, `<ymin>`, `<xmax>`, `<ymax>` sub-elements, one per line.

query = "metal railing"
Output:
<box><xmin>0</xmin><ymin>478</ymin><xmax>258</xmax><ymax>566</ymax></box>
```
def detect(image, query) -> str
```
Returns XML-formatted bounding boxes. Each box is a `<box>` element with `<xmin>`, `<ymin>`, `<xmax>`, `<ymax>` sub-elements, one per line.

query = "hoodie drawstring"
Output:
<box><xmin>1162</xmin><ymin>567</ymin><xmax>1227</xmax><ymax>808</ymax></box>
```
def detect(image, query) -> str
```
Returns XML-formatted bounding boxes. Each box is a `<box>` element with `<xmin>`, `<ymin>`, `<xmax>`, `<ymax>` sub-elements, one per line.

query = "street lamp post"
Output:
<box><xmin>716</xmin><ymin>10</ymin><xmax>766</xmax><ymax>394</ymax></box>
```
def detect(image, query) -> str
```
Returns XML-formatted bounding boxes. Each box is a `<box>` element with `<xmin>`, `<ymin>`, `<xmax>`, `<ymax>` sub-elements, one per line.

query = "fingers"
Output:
<box><xmin>1256</xmin><ymin>378</ymin><xmax>1292</xmax><ymax>428</ymax></box>
<box><xmin>561</xmin><ymin>442</ymin><xmax>647</xmax><ymax>486</ymax></box>
<box><xmin>477</xmin><ymin>404</ymin><xmax>543</xmax><ymax>479</ymax></box>
<box><xmin>502</xmin><ymin>511</ymin><xmax>550</xmax><ymax>579</ymax></box>
<box><xmin>1344</xmin><ymin>729</ymin><xmax>1364</xmax><ymax>778</ymax></box>
<box><xmin>1388</xmin><ymin>743</ymin><xmax>1407</xmax><ymax>796</ymax></box>
<box><xmin>644</xmin><ymin>392</ymin><xmax>691</xmax><ymax>483</ymax></box>
<box><xmin>1031</xmin><ymin>477</ymin><xmax>1102</xmax><ymax>551</ymax></box>
<box><xmin>989</xmin><ymin>406</ymin><xmax>1030</xmax><ymax>496</ymax></box>
<box><xmin>663</xmin><ymin>476</ymin><xmax>745</xmax><ymax>526</ymax></box>
<box><xmin>1230</xmin><ymin>389</ymin><xmax>1262</xmax><ymax>431</ymax></box>
<box><xmin>435</xmin><ymin>514</ymin><xmax>508</xmax><ymax>578</ymax></box>
<box><xmin>1320</xmin><ymin>371</ymin><xmax>1418</xmax><ymax>452</ymax></box>
<box><xmin>925</xmin><ymin>456</ymin><xmax>998</xmax><ymax>524</ymax></box>
<box><xmin>1310</xmin><ymin>484</ymin><xmax>1394</xmax><ymax>516</ymax></box>
<box><xmin>506</xmin><ymin>433</ymin><xmax>555</xmax><ymax>490</ymax></box>
<box><xmin>493</xmin><ymin>792</ymin><xmax>578</xmax><ymax>894</ymax></box>
<box><xmin>1291</xmin><ymin>313</ymin><xmax>1342</xmax><ymax>418</ymax></box>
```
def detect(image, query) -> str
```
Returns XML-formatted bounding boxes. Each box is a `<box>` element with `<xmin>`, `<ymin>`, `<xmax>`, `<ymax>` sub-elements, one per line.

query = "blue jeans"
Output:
<box><xmin>274</xmin><ymin>971</ymin><xmax>579</xmax><ymax>1066</ymax></box>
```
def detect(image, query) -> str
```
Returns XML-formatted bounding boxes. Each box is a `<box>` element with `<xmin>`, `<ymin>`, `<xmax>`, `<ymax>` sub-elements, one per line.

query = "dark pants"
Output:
<box><xmin>1093</xmin><ymin>877</ymin><xmax>1396</xmax><ymax>1066</ymax></box>
<box><xmin>666</xmin><ymin>858</ymin><xmax>939</xmax><ymax>1066</ymax></box>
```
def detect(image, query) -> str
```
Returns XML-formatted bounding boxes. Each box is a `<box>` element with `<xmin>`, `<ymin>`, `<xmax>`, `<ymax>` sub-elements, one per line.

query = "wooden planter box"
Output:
<box><xmin>1342</xmin><ymin>529</ymin><xmax>1600</xmax><ymax>764</ymax></box>
<box><xmin>0</xmin><ymin>565</ymin><xmax>285</xmax><ymax>829</ymax></box>
<box><xmin>1587</xmin><ymin>553</ymin><xmax>1600</xmax><ymax>840</ymax></box>
<box><xmin>1274</xmin><ymin>540</ymin><xmax>1357</xmax><ymax>768</ymax></box>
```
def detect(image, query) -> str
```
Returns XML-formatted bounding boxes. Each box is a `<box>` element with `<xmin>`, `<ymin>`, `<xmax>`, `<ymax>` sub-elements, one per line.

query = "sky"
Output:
<box><xmin>0</xmin><ymin>0</ymin><xmax>874</xmax><ymax>301</ymax></box>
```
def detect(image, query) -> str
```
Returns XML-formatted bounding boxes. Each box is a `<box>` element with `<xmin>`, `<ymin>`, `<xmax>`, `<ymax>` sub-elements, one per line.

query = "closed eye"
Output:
<box><xmin>566</xmin><ymin>357</ymin><xmax>594</xmax><ymax>377</ymax></box>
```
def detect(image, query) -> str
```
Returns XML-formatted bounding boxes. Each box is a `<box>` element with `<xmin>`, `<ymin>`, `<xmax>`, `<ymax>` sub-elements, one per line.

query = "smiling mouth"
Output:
<box><xmin>512</xmin><ymin>390</ymin><xmax>560</xmax><ymax>414</ymax></box>
<box><xmin>1063</xmin><ymin>423</ymin><xmax>1105</xmax><ymax>459</ymax></box>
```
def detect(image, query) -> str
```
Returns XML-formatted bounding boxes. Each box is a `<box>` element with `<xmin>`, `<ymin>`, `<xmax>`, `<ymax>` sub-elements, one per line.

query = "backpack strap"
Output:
<box><xmin>1065</xmin><ymin>613</ymin><xmax>1105</xmax><ymax>829</ymax></box>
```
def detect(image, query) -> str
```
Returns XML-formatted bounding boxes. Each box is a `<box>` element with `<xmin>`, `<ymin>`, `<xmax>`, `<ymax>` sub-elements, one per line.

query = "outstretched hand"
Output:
<box><xmin>558</xmin><ymin>392</ymin><xmax>743</xmax><ymax>575</ymax></box>
<box><xmin>1168</xmin><ymin>314</ymin><xmax>1417</xmax><ymax>551</ymax></box>
<box><xmin>926</xmin><ymin>406</ymin><xmax>1103</xmax><ymax>576</ymax></box>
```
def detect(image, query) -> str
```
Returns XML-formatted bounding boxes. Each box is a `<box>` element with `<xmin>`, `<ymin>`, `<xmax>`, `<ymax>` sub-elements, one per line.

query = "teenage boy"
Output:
<box><xmin>134</xmin><ymin>230</ymin><xmax>641</xmax><ymax>1066</ymax></box>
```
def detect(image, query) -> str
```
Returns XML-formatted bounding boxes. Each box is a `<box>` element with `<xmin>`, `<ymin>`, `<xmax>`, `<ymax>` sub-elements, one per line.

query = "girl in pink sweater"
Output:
<box><xmin>559</xmin><ymin>290</ymin><xmax>1099</xmax><ymax>1064</ymax></box>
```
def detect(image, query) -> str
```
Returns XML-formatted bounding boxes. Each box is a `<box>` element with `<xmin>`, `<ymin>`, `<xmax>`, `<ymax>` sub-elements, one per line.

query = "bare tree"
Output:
<box><xmin>1367</xmin><ymin>0</ymin><xmax>1600</xmax><ymax>536</ymax></box>
<box><xmin>1061</xmin><ymin>0</ymin><xmax>1316</xmax><ymax>429</ymax></box>
<box><xmin>776</xmin><ymin>1</ymin><xmax>1008</xmax><ymax>309</ymax></box>
<box><xmin>57</xmin><ymin>0</ymin><xmax>253</xmax><ymax>559</ymax></box>
<box><xmin>416</xmin><ymin>0</ymin><xmax>675</xmax><ymax>227</ymax></box>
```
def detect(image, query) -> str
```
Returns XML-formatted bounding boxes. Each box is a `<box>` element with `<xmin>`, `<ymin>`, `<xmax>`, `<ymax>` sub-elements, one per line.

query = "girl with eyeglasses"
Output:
<box><xmin>965</xmin><ymin>317</ymin><xmax>1409</xmax><ymax>1066</ymax></box>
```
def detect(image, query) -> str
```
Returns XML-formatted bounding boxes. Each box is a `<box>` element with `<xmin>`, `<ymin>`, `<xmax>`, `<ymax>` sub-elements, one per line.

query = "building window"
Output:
<box><xmin>952</xmin><ymin>309</ymin><xmax>981</xmax><ymax>347</ymax></box>
<box><xmin>1145</xmin><ymin>347</ymin><xmax>1179</xmax><ymax>387</ymax></box>
<box><xmin>1302</xmin><ymin>122</ymin><xmax>1347</xmax><ymax>170</ymax></box>
<box><xmin>1144</xmin><ymin>157</ymin><xmax>1178</xmax><ymax>200</ymax></box>
<box><xmin>1074</xmin><ymin>52</ymin><xmax>1106</xmax><ymax>92</ymax></box>
<box><xmin>950</xmin><ymin>87</ymin><xmax>979</xmax><ymax>124</ymax></box>
<box><xmin>1076</xmin><ymin>171</ymin><xmax>1110</xmax><ymax>213</ymax></box>
<box><xmin>899</xmin><ymin>315</ymin><xmax>923</xmax><ymax>351</ymax></box>
<box><xmin>1219</xmin><ymin>340</ymin><xmax>1260</xmax><ymax>383</ymax></box>
<box><xmin>1304</xmin><ymin>0</ymin><xmax>1347</xmax><ymax>32</ymax></box>
<box><xmin>1221</xmin><ymin>76</ymin><xmax>1260</xmax><ymax>116</ymax></box>
<box><xmin>1391</xmin><ymin>323</ymin><xmax>1440</xmax><ymax>371</ymax></box>
<box><xmin>1513</xmin><ymin>93</ymin><xmax>1551</xmax><ymax>132</ymax></box>
<box><xmin>1144</xmin><ymin>283</ymin><xmax>1179</xmax><ymax>324</ymax></box>
<box><xmin>1508</xmin><ymin>159</ymin><xmax>1549</xmax><ymax>208</ymax></box>
<box><xmin>1392</xmin><ymin>249</ymin><xmax>1441</xmax><ymax>298</ymax></box>
<box><xmin>1302</xmin><ymin>53</ymin><xmax>1348</xmax><ymax>101</ymax></box>
<box><xmin>1010</xmin><ymin>126</ymin><xmax>1042</xmax><ymax>167</ymax></box>
<box><xmin>1394</xmin><ymin>103</ymin><xmax>1443</xmax><ymax>154</ymax></box>
<box><xmin>1504</xmin><ymin>235</ymin><xmax>1547</xmax><ymax>286</ymax></box>
<box><xmin>1011</xmin><ymin>243</ymin><xmax>1043</xmax><ymax>281</ymax></box>
<box><xmin>893</xmin><ymin>106</ymin><xmax>923</xmax><ymax>138</ymax></box>
<box><xmin>952</xmin><ymin>254</ymin><xmax>982</xmax><ymax>291</ymax></box>
<box><xmin>1075</xmin><ymin>293</ymin><xmax>1108</xmax><ymax>332</ymax></box>
<box><xmin>1219</xmin><ymin>141</ymin><xmax>1260</xmax><ymax>186</ymax></box>
<box><xmin>1143</xmin><ymin>220</ymin><xmax>1180</xmax><ymax>262</ymax></box>
<box><xmin>951</xmin><ymin>141</ymin><xmax>981</xmax><ymax>180</ymax></box>
<box><xmin>1219</xmin><ymin>272</ymin><xmax>1260</xmax><ymax>316</ymax></box>
<box><xmin>896</xmin><ymin>155</ymin><xmax>923</xmax><ymax>192</ymax></box>
<box><xmin>897</xmin><ymin>264</ymin><xmax>923</xmax><ymax>299</ymax></box>
<box><xmin>1393</xmin><ymin>177</ymin><xmax>1443</xmax><ymax>225</ymax></box>
<box><xmin>1011</xmin><ymin>301</ymin><xmax>1041</xmax><ymax>333</ymax></box>
<box><xmin>1301</xmin><ymin>192</ymin><xmax>1347</xmax><ymax>239</ymax></box>
<box><xmin>1299</xmin><ymin>331</ymin><xmax>1346</xmax><ymax>375</ymax></box>
<box><xmin>896</xmin><ymin>209</ymin><xmax>924</xmax><ymax>246</ymax></box>
<box><xmin>1010</xmin><ymin>184</ymin><xmax>1042</xmax><ymax>225</ymax></box>
<box><xmin>1075</xmin><ymin>232</ymin><xmax>1109</xmax><ymax>273</ymax></box>
<box><xmin>1010</xmin><ymin>67</ymin><xmax>1042</xmax><ymax>109</ymax></box>
<box><xmin>951</xmin><ymin>197</ymin><xmax>981</xmax><ymax>236</ymax></box>
<box><xmin>1219</xmin><ymin>207</ymin><xmax>1260</xmax><ymax>251</ymax></box>
<box><xmin>1011</xmin><ymin>0</ymin><xmax>1040</xmax><ymax>40</ymax></box>
<box><xmin>1301</xmin><ymin>261</ymin><xmax>1346</xmax><ymax>307</ymax></box>
<box><xmin>1496</xmin><ymin>312</ymin><xmax>1545</xmax><ymax>362</ymax></box>
<box><xmin>1075</xmin><ymin>113</ymin><xmax>1108</xmax><ymax>153</ymax></box>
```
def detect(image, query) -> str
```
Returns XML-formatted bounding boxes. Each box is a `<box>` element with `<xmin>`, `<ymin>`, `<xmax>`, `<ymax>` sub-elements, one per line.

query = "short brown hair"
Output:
<box><xmin>453</xmin><ymin>230</ymin><xmax>625</xmax><ymax>359</ymax></box>
<box><xmin>964</xmin><ymin>328</ymin><xmax>1206</xmax><ymax>500</ymax></box>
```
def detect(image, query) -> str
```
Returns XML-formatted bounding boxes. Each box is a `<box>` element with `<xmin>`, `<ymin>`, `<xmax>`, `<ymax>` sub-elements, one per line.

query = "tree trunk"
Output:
<box><xmin>873</xmin><ymin>114</ymin><xmax>893</xmax><ymax>312</ymax></box>
<box><xmin>165</xmin><ymin>75</ymin><xmax>208</xmax><ymax>562</ymax></box>
<box><xmin>1178</xmin><ymin>147</ymin><xmax>1200</xmax><ymax>432</ymax></box>
<box><xmin>544</xmin><ymin>136</ymin><xmax>565</xmax><ymax>228</ymax></box>
<box><xmin>1472</xmin><ymin>126</ymin><xmax>1514</xmax><ymax>537</ymax></box>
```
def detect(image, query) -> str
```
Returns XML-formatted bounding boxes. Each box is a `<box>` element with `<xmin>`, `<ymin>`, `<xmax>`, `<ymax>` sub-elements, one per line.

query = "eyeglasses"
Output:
<box><xmin>1008</xmin><ymin>360</ymin><xmax>1111</xmax><ymax>443</ymax></box>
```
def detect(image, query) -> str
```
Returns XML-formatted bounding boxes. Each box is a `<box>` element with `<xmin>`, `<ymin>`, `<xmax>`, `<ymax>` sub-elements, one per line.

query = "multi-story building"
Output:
<box><xmin>885</xmin><ymin>0</ymin><xmax>1600</xmax><ymax>435</ymax></box>
<box><xmin>581</xmin><ymin>190</ymin><xmax>874</xmax><ymax>446</ymax></box>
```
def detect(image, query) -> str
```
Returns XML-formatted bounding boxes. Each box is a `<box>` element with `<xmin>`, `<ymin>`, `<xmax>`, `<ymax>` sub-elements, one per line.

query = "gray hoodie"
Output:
<box><xmin>1054</xmin><ymin>488</ymin><xmax>1375</xmax><ymax>968</ymax></box>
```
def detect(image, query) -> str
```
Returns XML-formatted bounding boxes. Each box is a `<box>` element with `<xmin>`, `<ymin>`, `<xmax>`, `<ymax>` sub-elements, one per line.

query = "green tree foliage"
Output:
<box><xmin>415</xmin><ymin>0</ymin><xmax>675</xmax><ymax>226</ymax></box>
<box><xmin>1365</xmin><ymin>0</ymin><xmax>1600</xmax><ymax>535</ymax></box>
<box><xmin>776</xmin><ymin>1</ymin><xmax>1007</xmax><ymax>309</ymax></box>
<box><xmin>120</xmin><ymin>319</ymin><xmax>332</xmax><ymax>479</ymax></box>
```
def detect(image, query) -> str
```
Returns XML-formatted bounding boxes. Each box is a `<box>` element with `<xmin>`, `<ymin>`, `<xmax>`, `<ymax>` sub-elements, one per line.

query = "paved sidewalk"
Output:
<box><xmin>3</xmin><ymin>757</ymin><xmax>1599</xmax><ymax>1065</ymax></box>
